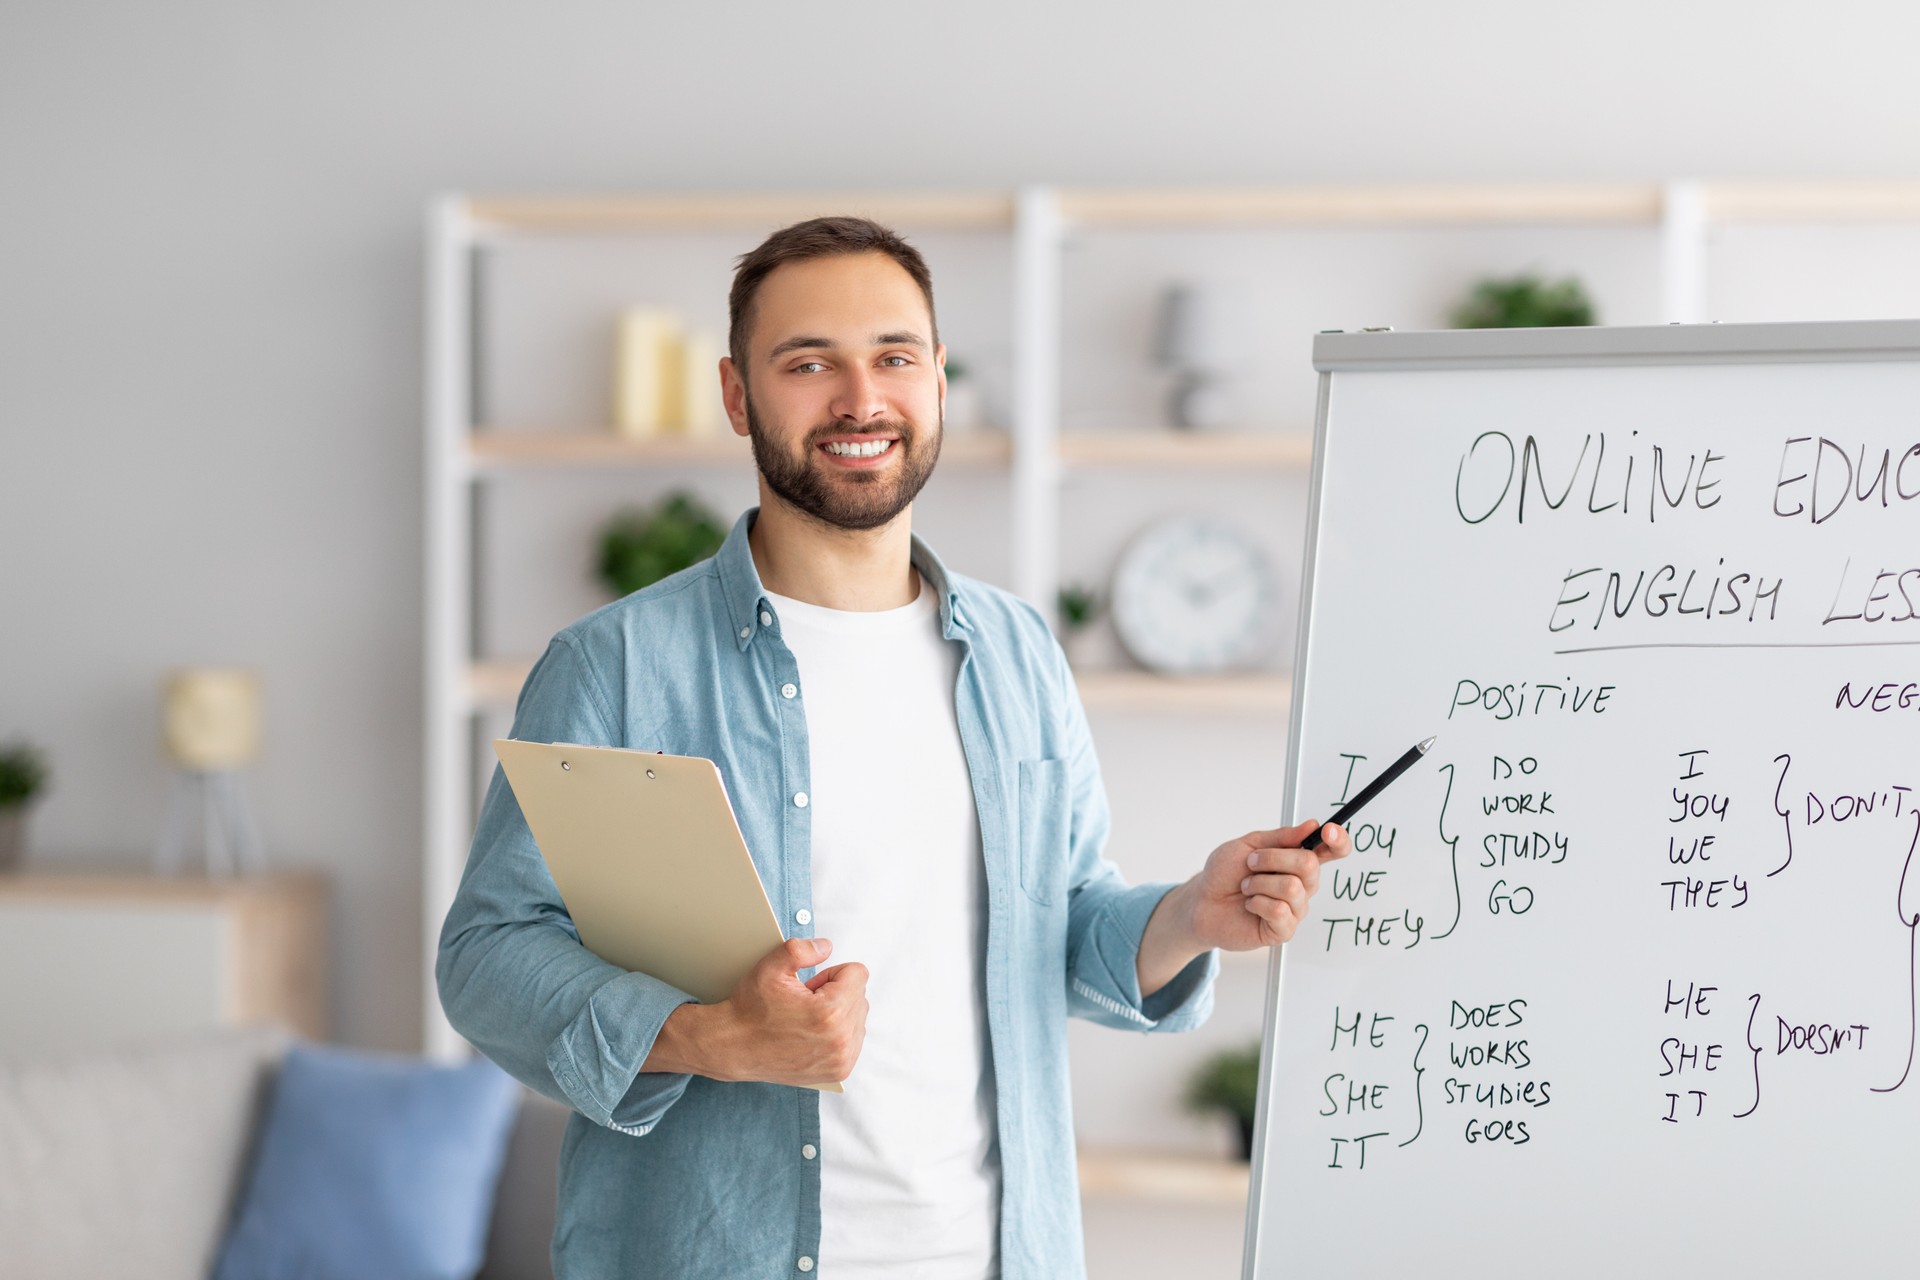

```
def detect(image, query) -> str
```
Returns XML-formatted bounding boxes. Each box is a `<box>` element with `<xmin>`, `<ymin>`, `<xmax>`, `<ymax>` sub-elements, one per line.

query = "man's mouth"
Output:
<box><xmin>818</xmin><ymin>436</ymin><xmax>898</xmax><ymax>462</ymax></box>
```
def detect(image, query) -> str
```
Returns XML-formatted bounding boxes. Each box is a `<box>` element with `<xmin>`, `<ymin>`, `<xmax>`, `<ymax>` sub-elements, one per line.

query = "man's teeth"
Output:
<box><xmin>823</xmin><ymin>440</ymin><xmax>893</xmax><ymax>458</ymax></box>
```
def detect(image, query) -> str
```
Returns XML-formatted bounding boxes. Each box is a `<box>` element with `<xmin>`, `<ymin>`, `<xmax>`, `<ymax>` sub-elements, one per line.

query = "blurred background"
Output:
<box><xmin>5</xmin><ymin>2</ymin><xmax>1920</xmax><ymax>1276</ymax></box>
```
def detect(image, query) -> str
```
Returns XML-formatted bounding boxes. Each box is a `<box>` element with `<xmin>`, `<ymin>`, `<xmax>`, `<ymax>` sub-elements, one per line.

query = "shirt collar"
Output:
<box><xmin>714</xmin><ymin>507</ymin><xmax>972</xmax><ymax>651</ymax></box>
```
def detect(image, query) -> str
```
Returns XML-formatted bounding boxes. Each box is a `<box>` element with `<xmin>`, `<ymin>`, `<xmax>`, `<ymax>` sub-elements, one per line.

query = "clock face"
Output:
<box><xmin>1109</xmin><ymin>518</ymin><xmax>1281</xmax><ymax>674</ymax></box>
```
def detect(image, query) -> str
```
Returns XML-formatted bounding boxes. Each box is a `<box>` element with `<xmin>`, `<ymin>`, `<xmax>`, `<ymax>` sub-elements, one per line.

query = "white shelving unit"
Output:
<box><xmin>424</xmin><ymin>181</ymin><xmax>1920</xmax><ymax>1063</ymax></box>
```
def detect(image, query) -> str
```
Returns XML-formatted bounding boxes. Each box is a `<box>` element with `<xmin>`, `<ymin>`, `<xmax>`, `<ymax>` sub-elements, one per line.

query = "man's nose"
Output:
<box><xmin>829</xmin><ymin>364</ymin><xmax>889</xmax><ymax>423</ymax></box>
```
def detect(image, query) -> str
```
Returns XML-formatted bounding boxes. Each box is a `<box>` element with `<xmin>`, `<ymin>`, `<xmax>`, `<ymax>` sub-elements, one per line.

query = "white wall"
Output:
<box><xmin>3</xmin><ymin>0</ymin><xmax>1918</xmax><ymax>1066</ymax></box>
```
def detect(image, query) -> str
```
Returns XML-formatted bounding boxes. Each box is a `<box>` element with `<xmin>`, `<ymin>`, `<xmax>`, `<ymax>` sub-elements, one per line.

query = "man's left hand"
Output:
<box><xmin>1137</xmin><ymin>819</ymin><xmax>1354</xmax><ymax>997</ymax></box>
<box><xmin>1190</xmin><ymin>818</ymin><xmax>1353</xmax><ymax>951</ymax></box>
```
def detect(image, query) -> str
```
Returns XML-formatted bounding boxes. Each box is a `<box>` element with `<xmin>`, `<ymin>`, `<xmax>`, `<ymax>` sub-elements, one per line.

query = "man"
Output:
<box><xmin>437</xmin><ymin>216</ymin><xmax>1351</xmax><ymax>1279</ymax></box>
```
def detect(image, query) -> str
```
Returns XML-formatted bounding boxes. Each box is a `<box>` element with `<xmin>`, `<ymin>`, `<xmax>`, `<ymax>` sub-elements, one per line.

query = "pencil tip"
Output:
<box><xmin>1417</xmin><ymin>735</ymin><xmax>1437</xmax><ymax>753</ymax></box>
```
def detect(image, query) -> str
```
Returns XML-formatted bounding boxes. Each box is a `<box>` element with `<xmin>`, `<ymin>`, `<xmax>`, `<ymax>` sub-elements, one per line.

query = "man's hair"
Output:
<box><xmin>728</xmin><ymin>216</ymin><xmax>937</xmax><ymax>371</ymax></box>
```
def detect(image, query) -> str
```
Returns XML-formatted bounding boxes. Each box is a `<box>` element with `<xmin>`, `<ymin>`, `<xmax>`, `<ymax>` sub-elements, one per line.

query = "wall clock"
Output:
<box><xmin>1108</xmin><ymin>517</ymin><xmax>1281</xmax><ymax>674</ymax></box>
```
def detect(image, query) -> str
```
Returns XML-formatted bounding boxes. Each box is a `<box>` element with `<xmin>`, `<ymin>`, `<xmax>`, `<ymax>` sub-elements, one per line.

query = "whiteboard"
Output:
<box><xmin>1246</xmin><ymin>321</ymin><xmax>1920</xmax><ymax>1279</ymax></box>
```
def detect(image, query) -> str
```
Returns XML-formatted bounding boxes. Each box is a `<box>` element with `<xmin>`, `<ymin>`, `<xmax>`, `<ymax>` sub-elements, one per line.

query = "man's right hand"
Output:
<box><xmin>643</xmin><ymin>937</ymin><xmax>869</xmax><ymax>1087</ymax></box>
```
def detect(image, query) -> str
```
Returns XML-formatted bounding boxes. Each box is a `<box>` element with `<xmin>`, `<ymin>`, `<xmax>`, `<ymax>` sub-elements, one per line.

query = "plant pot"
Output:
<box><xmin>1060</xmin><ymin>628</ymin><xmax>1092</xmax><ymax>670</ymax></box>
<box><xmin>0</xmin><ymin>805</ymin><xmax>28</xmax><ymax>873</ymax></box>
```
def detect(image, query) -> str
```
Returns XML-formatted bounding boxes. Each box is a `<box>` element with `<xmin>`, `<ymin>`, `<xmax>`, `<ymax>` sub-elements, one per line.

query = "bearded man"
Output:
<box><xmin>438</xmin><ymin>215</ymin><xmax>1350</xmax><ymax>1279</ymax></box>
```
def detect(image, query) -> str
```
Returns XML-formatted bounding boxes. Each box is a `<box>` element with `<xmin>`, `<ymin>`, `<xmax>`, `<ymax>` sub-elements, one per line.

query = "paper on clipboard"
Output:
<box><xmin>494</xmin><ymin>738</ymin><xmax>841</xmax><ymax>1093</ymax></box>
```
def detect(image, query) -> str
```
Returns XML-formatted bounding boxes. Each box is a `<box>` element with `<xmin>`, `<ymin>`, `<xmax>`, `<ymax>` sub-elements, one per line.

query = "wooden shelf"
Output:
<box><xmin>1076</xmin><ymin>1149</ymin><xmax>1249</xmax><ymax>1205</ymax></box>
<box><xmin>0</xmin><ymin>869</ymin><xmax>328</xmax><ymax>906</ymax></box>
<box><xmin>1701</xmin><ymin>182</ymin><xmax>1920</xmax><ymax>223</ymax></box>
<box><xmin>471</xmin><ymin>663</ymin><xmax>1289</xmax><ymax>716</ymax></box>
<box><xmin>464</xmin><ymin>191</ymin><xmax>1017</xmax><ymax>234</ymax></box>
<box><xmin>1058</xmin><ymin>184</ymin><xmax>1663</xmax><ymax>228</ymax></box>
<box><xmin>0</xmin><ymin>871</ymin><xmax>331</xmax><ymax>1051</ymax></box>
<box><xmin>1059</xmin><ymin>432</ymin><xmax>1310</xmax><ymax>468</ymax></box>
<box><xmin>462</xmin><ymin>183</ymin><xmax>1920</xmax><ymax>235</ymax></box>
<box><xmin>466</xmin><ymin>429</ymin><xmax>1012</xmax><ymax>470</ymax></box>
<box><xmin>469</xmin><ymin>659</ymin><xmax>532</xmax><ymax>709</ymax></box>
<box><xmin>469</xmin><ymin>431</ymin><xmax>748</xmax><ymax>469</ymax></box>
<box><xmin>1074</xmin><ymin>670</ymin><xmax>1291</xmax><ymax>715</ymax></box>
<box><xmin>931</xmin><ymin>430</ymin><xmax>1015</xmax><ymax>464</ymax></box>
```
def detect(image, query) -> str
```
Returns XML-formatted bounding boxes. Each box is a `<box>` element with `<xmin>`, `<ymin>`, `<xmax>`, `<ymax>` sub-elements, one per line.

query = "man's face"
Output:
<box><xmin>725</xmin><ymin>252</ymin><xmax>945</xmax><ymax>532</ymax></box>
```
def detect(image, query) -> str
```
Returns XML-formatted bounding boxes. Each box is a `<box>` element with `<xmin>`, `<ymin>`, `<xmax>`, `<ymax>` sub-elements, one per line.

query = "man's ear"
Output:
<box><xmin>721</xmin><ymin>356</ymin><xmax>750</xmax><ymax>438</ymax></box>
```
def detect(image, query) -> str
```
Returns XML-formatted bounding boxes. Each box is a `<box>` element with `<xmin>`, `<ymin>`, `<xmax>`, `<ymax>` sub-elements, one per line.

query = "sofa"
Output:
<box><xmin>0</xmin><ymin>1025</ymin><xmax>569</xmax><ymax>1280</ymax></box>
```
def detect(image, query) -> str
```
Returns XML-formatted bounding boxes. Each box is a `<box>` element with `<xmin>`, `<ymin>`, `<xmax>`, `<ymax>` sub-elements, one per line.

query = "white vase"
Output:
<box><xmin>943</xmin><ymin>380</ymin><xmax>986</xmax><ymax>433</ymax></box>
<box><xmin>1061</xmin><ymin>628</ymin><xmax>1093</xmax><ymax>670</ymax></box>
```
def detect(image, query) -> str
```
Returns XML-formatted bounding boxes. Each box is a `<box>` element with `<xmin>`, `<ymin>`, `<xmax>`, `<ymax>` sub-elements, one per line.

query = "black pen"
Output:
<box><xmin>1301</xmin><ymin>735</ymin><xmax>1437</xmax><ymax>850</ymax></box>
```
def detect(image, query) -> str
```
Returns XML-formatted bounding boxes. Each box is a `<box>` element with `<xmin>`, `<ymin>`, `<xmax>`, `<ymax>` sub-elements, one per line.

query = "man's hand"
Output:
<box><xmin>644</xmin><ymin>937</ymin><xmax>869</xmax><ymax>1086</ymax></box>
<box><xmin>1191</xmin><ymin>818</ymin><xmax>1353</xmax><ymax>950</ymax></box>
<box><xmin>1137</xmin><ymin>820</ymin><xmax>1355</xmax><ymax>996</ymax></box>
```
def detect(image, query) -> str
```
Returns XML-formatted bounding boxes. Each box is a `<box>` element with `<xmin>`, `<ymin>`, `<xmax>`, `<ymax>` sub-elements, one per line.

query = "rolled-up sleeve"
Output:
<box><xmin>1068</xmin><ymin>880</ymin><xmax>1219</xmax><ymax>1031</ymax></box>
<box><xmin>436</xmin><ymin>634</ymin><xmax>698</xmax><ymax>1135</ymax></box>
<box><xmin>1052</xmin><ymin>641</ymin><xmax>1218</xmax><ymax>1033</ymax></box>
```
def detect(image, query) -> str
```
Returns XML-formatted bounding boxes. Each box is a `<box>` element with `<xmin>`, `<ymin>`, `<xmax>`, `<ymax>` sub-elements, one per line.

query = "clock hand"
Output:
<box><xmin>1186</xmin><ymin>565</ymin><xmax>1247</xmax><ymax>608</ymax></box>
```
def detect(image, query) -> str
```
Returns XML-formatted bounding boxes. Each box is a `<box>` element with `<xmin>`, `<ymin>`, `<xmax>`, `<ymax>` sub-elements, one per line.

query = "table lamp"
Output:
<box><xmin>154</xmin><ymin>668</ymin><xmax>267</xmax><ymax>876</ymax></box>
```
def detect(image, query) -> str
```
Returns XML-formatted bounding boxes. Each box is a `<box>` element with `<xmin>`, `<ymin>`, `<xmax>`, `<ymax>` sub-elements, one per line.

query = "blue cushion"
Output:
<box><xmin>214</xmin><ymin>1043</ymin><xmax>523</xmax><ymax>1280</ymax></box>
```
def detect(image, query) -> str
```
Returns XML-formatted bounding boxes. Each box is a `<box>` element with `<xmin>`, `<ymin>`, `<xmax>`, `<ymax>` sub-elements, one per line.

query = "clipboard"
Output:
<box><xmin>494</xmin><ymin>738</ymin><xmax>841</xmax><ymax>1093</ymax></box>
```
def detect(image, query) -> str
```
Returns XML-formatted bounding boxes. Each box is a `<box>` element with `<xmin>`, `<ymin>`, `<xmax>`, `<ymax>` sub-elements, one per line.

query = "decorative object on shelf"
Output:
<box><xmin>615</xmin><ymin>310</ymin><xmax>730</xmax><ymax>438</ymax></box>
<box><xmin>155</xmin><ymin>668</ymin><xmax>268</xmax><ymax>877</ymax></box>
<box><xmin>1055</xmin><ymin>582</ymin><xmax>1102</xmax><ymax>668</ymax></box>
<box><xmin>1152</xmin><ymin>282</ymin><xmax>1242</xmax><ymax>431</ymax></box>
<box><xmin>596</xmin><ymin>491</ymin><xmax>728</xmax><ymax>598</ymax></box>
<box><xmin>1185</xmin><ymin>1041</ymin><xmax>1262</xmax><ymax>1160</ymax></box>
<box><xmin>614</xmin><ymin>307</ymin><xmax>680</xmax><ymax>436</ymax></box>
<box><xmin>1109</xmin><ymin>517</ymin><xmax>1282</xmax><ymax>675</ymax></box>
<box><xmin>0</xmin><ymin>741</ymin><xmax>49</xmax><ymax>873</ymax></box>
<box><xmin>941</xmin><ymin>356</ymin><xmax>986</xmax><ymax>433</ymax></box>
<box><xmin>673</xmin><ymin>328</ymin><xmax>727</xmax><ymax>438</ymax></box>
<box><xmin>1449</xmin><ymin>272</ymin><xmax>1596</xmax><ymax>328</ymax></box>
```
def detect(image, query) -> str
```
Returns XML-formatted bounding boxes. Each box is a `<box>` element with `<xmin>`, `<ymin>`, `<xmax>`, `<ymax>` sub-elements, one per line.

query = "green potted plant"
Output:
<box><xmin>1185</xmin><ymin>1042</ymin><xmax>1262</xmax><ymax>1160</ymax></box>
<box><xmin>1449</xmin><ymin>273</ymin><xmax>1596</xmax><ymax>329</ymax></box>
<box><xmin>597</xmin><ymin>492</ymin><xmax>728</xmax><ymax>598</ymax></box>
<box><xmin>0</xmin><ymin>742</ymin><xmax>49</xmax><ymax>873</ymax></box>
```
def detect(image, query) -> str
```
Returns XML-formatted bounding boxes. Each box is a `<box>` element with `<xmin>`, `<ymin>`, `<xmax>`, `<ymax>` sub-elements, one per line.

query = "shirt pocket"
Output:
<box><xmin>1017</xmin><ymin>757</ymin><xmax>1068</xmax><ymax>905</ymax></box>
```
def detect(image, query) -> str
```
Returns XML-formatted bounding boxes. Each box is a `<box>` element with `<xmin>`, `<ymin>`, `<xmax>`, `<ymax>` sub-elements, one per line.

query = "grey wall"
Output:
<box><xmin>4</xmin><ymin>0</ymin><xmax>1918</xmax><ymax>1054</ymax></box>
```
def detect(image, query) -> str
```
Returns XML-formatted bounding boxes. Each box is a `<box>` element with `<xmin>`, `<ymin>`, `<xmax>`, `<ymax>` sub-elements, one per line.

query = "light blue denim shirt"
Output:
<box><xmin>437</xmin><ymin>509</ymin><xmax>1218</xmax><ymax>1279</ymax></box>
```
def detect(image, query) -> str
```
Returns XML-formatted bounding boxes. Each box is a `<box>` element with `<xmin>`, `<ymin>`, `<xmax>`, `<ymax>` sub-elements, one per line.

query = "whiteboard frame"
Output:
<box><xmin>1240</xmin><ymin>358</ymin><xmax>1335</xmax><ymax>1280</ymax></box>
<box><xmin>1311</xmin><ymin>317</ymin><xmax>1920</xmax><ymax>372</ymax></box>
<box><xmin>1241</xmin><ymin>317</ymin><xmax>1920</xmax><ymax>1279</ymax></box>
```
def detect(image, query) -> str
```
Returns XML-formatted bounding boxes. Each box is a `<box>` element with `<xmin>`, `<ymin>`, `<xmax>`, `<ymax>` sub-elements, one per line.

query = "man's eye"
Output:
<box><xmin>792</xmin><ymin>361</ymin><xmax>826</xmax><ymax>374</ymax></box>
<box><xmin>881</xmin><ymin>355</ymin><xmax>911</xmax><ymax>367</ymax></box>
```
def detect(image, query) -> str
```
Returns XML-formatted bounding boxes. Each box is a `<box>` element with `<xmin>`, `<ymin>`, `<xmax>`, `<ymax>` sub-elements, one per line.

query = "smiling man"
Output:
<box><xmin>437</xmin><ymin>217</ymin><xmax>1351</xmax><ymax>1280</ymax></box>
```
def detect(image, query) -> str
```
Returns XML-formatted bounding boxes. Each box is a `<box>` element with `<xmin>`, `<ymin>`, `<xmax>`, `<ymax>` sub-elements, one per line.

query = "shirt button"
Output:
<box><xmin>738</xmin><ymin>626</ymin><xmax>751</xmax><ymax>640</ymax></box>
<box><xmin>795</xmin><ymin>908</ymin><xmax>812</xmax><ymax>925</ymax></box>
<box><xmin>781</xmin><ymin>683</ymin><xmax>798</xmax><ymax>699</ymax></box>
<box><xmin>798</xmin><ymin>1259</ymin><xmax>815</xmax><ymax>1273</ymax></box>
<box><xmin>794</xmin><ymin>791</ymin><xmax>809</xmax><ymax>808</ymax></box>
<box><xmin>760</xmin><ymin>610</ymin><xmax>774</xmax><ymax>627</ymax></box>
<box><xmin>801</xmin><ymin>1143</ymin><xmax>817</xmax><ymax>1159</ymax></box>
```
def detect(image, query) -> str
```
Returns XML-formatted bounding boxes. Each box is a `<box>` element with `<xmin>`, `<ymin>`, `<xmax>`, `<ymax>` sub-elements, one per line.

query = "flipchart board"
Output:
<box><xmin>1244</xmin><ymin>321</ymin><xmax>1920</xmax><ymax>1279</ymax></box>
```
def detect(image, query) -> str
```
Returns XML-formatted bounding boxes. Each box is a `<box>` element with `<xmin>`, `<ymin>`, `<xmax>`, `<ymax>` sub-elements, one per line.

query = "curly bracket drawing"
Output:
<box><xmin>1734</xmin><ymin>992</ymin><xmax>1762</xmax><ymax>1119</ymax></box>
<box><xmin>1873</xmin><ymin>808</ymin><xmax>1920</xmax><ymax>1095</ymax></box>
<box><xmin>1769</xmin><ymin>752</ymin><xmax>1793</xmax><ymax>878</ymax></box>
<box><xmin>1399</xmin><ymin>1022</ymin><xmax>1429</xmax><ymax>1148</ymax></box>
<box><xmin>1432</xmin><ymin>762</ymin><xmax>1464</xmax><ymax>941</ymax></box>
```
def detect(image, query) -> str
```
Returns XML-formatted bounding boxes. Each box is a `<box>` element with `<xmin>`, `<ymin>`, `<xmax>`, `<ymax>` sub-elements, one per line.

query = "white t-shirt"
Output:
<box><xmin>765</xmin><ymin>578</ymin><xmax>1001</xmax><ymax>1279</ymax></box>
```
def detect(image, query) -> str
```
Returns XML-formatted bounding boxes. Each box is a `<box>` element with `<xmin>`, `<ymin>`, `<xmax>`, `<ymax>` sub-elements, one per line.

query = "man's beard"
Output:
<box><xmin>744</xmin><ymin>393</ymin><xmax>942</xmax><ymax>532</ymax></box>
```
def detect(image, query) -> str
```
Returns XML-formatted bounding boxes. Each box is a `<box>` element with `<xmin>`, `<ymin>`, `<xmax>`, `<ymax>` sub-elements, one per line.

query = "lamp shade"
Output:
<box><xmin>163</xmin><ymin>669</ymin><xmax>261</xmax><ymax>770</ymax></box>
<box><xmin>1153</xmin><ymin>281</ymin><xmax>1242</xmax><ymax>375</ymax></box>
